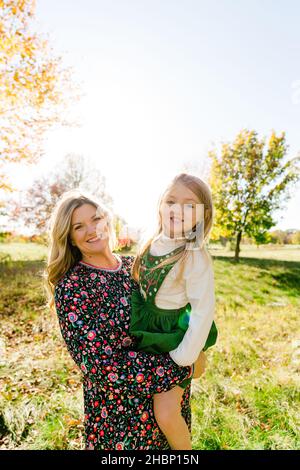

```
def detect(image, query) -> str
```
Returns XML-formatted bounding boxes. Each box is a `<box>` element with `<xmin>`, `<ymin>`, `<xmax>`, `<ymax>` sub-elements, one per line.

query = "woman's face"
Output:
<box><xmin>70</xmin><ymin>203</ymin><xmax>110</xmax><ymax>255</ymax></box>
<box><xmin>160</xmin><ymin>182</ymin><xmax>203</xmax><ymax>238</ymax></box>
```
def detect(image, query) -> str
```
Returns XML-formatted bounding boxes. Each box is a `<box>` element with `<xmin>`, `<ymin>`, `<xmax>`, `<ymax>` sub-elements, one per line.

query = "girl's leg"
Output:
<box><xmin>153</xmin><ymin>385</ymin><xmax>192</xmax><ymax>450</ymax></box>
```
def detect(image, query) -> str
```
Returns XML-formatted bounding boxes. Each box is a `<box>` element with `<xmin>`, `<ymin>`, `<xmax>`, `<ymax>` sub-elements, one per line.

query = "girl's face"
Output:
<box><xmin>70</xmin><ymin>203</ymin><xmax>110</xmax><ymax>255</ymax></box>
<box><xmin>160</xmin><ymin>182</ymin><xmax>203</xmax><ymax>238</ymax></box>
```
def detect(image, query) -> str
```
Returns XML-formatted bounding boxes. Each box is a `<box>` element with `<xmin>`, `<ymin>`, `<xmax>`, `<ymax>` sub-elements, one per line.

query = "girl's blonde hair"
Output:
<box><xmin>45</xmin><ymin>189</ymin><xmax>116</xmax><ymax>309</ymax></box>
<box><xmin>132</xmin><ymin>173</ymin><xmax>214</xmax><ymax>282</ymax></box>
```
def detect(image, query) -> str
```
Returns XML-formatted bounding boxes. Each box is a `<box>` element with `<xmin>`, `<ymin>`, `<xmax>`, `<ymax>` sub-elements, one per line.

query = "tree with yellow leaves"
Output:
<box><xmin>0</xmin><ymin>0</ymin><xmax>78</xmax><ymax>192</ymax></box>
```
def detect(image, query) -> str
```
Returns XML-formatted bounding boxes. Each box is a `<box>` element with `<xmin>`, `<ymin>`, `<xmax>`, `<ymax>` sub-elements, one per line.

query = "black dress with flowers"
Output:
<box><xmin>54</xmin><ymin>255</ymin><xmax>192</xmax><ymax>450</ymax></box>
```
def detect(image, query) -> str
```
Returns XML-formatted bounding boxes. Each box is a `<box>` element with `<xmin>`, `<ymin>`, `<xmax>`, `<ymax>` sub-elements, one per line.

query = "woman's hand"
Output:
<box><xmin>193</xmin><ymin>351</ymin><xmax>207</xmax><ymax>379</ymax></box>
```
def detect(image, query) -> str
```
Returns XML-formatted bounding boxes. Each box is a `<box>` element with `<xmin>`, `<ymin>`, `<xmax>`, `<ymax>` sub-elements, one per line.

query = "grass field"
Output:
<box><xmin>0</xmin><ymin>242</ymin><xmax>299</xmax><ymax>450</ymax></box>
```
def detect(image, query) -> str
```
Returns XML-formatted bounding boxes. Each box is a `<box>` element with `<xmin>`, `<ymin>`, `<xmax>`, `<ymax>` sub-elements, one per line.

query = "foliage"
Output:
<box><xmin>6</xmin><ymin>154</ymin><xmax>113</xmax><ymax>234</ymax></box>
<box><xmin>0</xmin><ymin>245</ymin><xmax>299</xmax><ymax>449</ymax></box>
<box><xmin>0</xmin><ymin>0</ymin><xmax>78</xmax><ymax>193</ymax></box>
<box><xmin>209</xmin><ymin>129</ymin><xmax>300</xmax><ymax>260</ymax></box>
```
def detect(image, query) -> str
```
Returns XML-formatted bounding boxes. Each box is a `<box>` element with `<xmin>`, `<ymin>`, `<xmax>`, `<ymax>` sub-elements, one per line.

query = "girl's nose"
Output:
<box><xmin>172</xmin><ymin>205</ymin><xmax>183</xmax><ymax>218</ymax></box>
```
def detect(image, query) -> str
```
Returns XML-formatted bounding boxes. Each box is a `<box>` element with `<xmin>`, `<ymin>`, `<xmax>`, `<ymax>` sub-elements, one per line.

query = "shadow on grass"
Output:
<box><xmin>212</xmin><ymin>255</ymin><xmax>300</xmax><ymax>295</ymax></box>
<box><xmin>0</xmin><ymin>259</ymin><xmax>46</xmax><ymax>277</ymax></box>
<box><xmin>1</xmin><ymin>255</ymin><xmax>300</xmax><ymax>296</ymax></box>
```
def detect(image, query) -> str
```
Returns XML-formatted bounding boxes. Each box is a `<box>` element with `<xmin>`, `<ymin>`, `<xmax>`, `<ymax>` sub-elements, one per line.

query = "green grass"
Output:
<box><xmin>210</xmin><ymin>243</ymin><xmax>300</xmax><ymax>262</ymax></box>
<box><xmin>0</xmin><ymin>242</ymin><xmax>48</xmax><ymax>262</ymax></box>
<box><xmin>0</xmin><ymin>242</ymin><xmax>299</xmax><ymax>449</ymax></box>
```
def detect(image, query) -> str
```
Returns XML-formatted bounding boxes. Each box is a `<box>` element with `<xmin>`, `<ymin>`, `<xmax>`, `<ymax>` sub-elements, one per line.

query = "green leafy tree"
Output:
<box><xmin>209</xmin><ymin>129</ymin><xmax>300</xmax><ymax>261</ymax></box>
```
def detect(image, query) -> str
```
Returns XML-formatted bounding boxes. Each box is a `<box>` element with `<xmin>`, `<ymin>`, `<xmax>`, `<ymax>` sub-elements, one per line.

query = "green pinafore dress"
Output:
<box><xmin>129</xmin><ymin>245</ymin><xmax>218</xmax><ymax>389</ymax></box>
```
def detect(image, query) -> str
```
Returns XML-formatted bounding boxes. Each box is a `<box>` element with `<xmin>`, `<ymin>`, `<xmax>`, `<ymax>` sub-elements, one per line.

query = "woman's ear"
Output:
<box><xmin>69</xmin><ymin>236</ymin><xmax>76</xmax><ymax>246</ymax></box>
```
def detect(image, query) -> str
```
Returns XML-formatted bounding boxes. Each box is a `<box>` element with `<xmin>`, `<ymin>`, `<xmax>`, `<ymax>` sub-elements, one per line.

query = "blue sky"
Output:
<box><xmin>12</xmin><ymin>0</ymin><xmax>300</xmax><ymax>232</ymax></box>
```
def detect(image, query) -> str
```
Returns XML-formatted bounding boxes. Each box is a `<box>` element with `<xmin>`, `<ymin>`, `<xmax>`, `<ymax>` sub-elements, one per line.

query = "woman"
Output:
<box><xmin>46</xmin><ymin>190</ymin><xmax>206</xmax><ymax>450</ymax></box>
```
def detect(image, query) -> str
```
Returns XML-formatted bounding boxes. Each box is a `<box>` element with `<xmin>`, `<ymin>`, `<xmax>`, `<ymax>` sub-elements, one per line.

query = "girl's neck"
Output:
<box><xmin>158</xmin><ymin>231</ymin><xmax>186</xmax><ymax>243</ymax></box>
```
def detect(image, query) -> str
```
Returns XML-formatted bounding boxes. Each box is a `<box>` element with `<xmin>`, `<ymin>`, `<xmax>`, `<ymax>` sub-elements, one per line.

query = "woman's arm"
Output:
<box><xmin>54</xmin><ymin>282</ymin><xmax>193</xmax><ymax>396</ymax></box>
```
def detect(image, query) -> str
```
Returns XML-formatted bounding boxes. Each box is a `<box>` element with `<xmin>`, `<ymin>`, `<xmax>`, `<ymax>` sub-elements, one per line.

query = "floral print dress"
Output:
<box><xmin>54</xmin><ymin>255</ymin><xmax>192</xmax><ymax>450</ymax></box>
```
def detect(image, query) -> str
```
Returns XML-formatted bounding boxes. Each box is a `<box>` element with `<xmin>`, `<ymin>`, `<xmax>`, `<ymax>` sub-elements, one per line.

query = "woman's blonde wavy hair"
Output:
<box><xmin>132</xmin><ymin>173</ymin><xmax>214</xmax><ymax>282</ymax></box>
<box><xmin>45</xmin><ymin>189</ymin><xmax>116</xmax><ymax>310</ymax></box>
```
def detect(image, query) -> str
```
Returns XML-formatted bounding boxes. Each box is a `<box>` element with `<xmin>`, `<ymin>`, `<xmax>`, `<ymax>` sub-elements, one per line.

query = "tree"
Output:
<box><xmin>209</xmin><ymin>129</ymin><xmax>300</xmax><ymax>261</ymax></box>
<box><xmin>269</xmin><ymin>230</ymin><xmax>286</xmax><ymax>245</ymax></box>
<box><xmin>8</xmin><ymin>154</ymin><xmax>113</xmax><ymax>234</ymax></box>
<box><xmin>0</xmin><ymin>0</ymin><xmax>77</xmax><ymax>193</ymax></box>
<box><xmin>291</xmin><ymin>231</ymin><xmax>300</xmax><ymax>245</ymax></box>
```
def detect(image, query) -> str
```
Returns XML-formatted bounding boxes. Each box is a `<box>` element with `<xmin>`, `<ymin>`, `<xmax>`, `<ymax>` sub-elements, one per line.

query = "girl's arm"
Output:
<box><xmin>54</xmin><ymin>282</ymin><xmax>193</xmax><ymax>396</ymax></box>
<box><xmin>169</xmin><ymin>249</ymin><xmax>216</xmax><ymax>367</ymax></box>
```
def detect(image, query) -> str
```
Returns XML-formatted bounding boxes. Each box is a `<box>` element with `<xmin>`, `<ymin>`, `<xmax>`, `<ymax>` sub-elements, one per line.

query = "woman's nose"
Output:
<box><xmin>86</xmin><ymin>224</ymin><xmax>97</xmax><ymax>235</ymax></box>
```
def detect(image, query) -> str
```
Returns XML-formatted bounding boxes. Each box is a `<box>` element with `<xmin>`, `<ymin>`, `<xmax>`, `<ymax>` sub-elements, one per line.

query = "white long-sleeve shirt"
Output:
<box><xmin>149</xmin><ymin>232</ymin><xmax>215</xmax><ymax>367</ymax></box>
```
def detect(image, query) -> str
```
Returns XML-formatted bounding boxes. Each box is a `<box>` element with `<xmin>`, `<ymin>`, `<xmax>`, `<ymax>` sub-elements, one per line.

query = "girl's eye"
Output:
<box><xmin>74</xmin><ymin>226</ymin><xmax>82</xmax><ymax>230</ymax></box>
<box><xmin>166</xmin><ymin>200</ymin><xmax>175</xmax><ymax>205</ymax></box>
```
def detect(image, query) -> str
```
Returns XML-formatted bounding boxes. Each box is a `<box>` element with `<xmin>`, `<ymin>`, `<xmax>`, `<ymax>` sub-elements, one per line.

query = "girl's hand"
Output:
<box><xmin>193</xmin><ymin>351</ymin><xmax>207</xmax><ymax>379</ymax></box>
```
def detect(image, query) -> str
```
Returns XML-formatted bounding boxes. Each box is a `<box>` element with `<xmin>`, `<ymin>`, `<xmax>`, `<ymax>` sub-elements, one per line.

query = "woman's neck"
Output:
<box><xmin>81</xmin><ymin>248</ymin><xmax>119</xmax><ymax>269</ymax></box>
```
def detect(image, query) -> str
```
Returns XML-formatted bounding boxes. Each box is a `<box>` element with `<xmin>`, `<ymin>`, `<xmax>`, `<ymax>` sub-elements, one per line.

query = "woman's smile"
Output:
<box><xmin>86</xmin><ymin>236</ymin><xmax>98</xmax><ymax>243</ymax></box>
<box><xmin>86</xmin><ymin>236</ymin><xmax>101</xmax><ymax>244</ymax></box>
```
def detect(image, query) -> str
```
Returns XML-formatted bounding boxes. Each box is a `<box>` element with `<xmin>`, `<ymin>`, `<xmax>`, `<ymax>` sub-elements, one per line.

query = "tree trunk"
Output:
<box><xmin>234</xmin><ymin>231</ymin><xmax>242</xmax><ymax>262</ymax></box>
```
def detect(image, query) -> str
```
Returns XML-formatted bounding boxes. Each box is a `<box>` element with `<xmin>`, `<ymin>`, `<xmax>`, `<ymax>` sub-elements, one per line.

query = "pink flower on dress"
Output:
<box><xmin>104</xmin><ymin>345</ymin><xmax>112</xmax><ymax>356</ymax></box>
<box><xmin>156</xmin><ymin>366</ymin><xmax>165</xmax><ymax>377</ymax></box>
<box><xmin>120</xmin><ymin>297</ymin><xmax>128</xmax><ymax>306</ymax></box>
<box><xmin>80</xmin><ymin>363</ymin><xmax>87</xmax><ymax>374</ymax></box>
<box><xmin>116</xmin><ymin>442</ymin><xmax>124</xmax><ymax>450</ymax></box>
<box><xmin>136</xmin><ymin>373</ymin><xmax>145</xmax><ymax>383</ymax></box>
<box><xmin>101</xmin><ymin>407</ymin><xmax>108</xmax><ymax>419</ymax></box>
<box><xmin>108</xmin><ymin>373</ymin><xmax>118</xmax><ymax>382</ymax></box>
<box><xmin>128</xmin><ymin>351</ymin><xmax>137</xmax><ymax>359</ymax></box>
<box><xmin>90</xmin><ymin>272</ymin><xmax>97</xmax><ymax>280</ymax></box>
<box><xmin>140</xmin><ymin>411</ymin><xmax>149</xmax><ymax>423</ymax></box>
<box><xmin>87</xmin><ymin>380</ymin><xmax>93</xmax><ymax>390</ymax></box>
<box><xmin>122</xmin><ymin>337</ymin><xmax>132</xmax><ymax>347</ymax></box>
<box><xmin>100</xmin><ymin>275</ymin><xmax>107</xmax><ymax>284</ymax></box>
<box><xmin>87</xmin><ymin>330</ymin><xmax>97</xmax><ymax>341</ymax></box>
<box><xmin>68</xmin><ymin>312</ymin><xmax>78</xmax><ymax>323</ymax></box>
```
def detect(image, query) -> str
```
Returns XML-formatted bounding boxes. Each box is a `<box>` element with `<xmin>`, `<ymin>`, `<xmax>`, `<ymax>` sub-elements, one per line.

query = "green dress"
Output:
<box><xmin>130</xmin><ymin>245</ymin><xmax>218</xmax><ymax>389</ymax></box>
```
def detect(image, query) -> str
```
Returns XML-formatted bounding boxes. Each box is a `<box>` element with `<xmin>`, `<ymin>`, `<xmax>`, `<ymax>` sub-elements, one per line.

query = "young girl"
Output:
<box><xmin>130</xmin><ymin>173</ymin><xmax>218</xmax><ymax>450</ymax></box>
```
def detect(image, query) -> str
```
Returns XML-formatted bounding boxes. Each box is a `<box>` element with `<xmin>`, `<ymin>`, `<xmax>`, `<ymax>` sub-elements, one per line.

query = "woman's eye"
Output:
<box><xmin>186</xmin><ymin>204</ymin><xmax>194</xmax><ymax>209</ymax></box>
<box><xmin>166</xmin><ymin>200</ymin><xmax>175</xmax><ymax>205</ymax></box>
